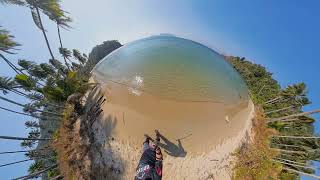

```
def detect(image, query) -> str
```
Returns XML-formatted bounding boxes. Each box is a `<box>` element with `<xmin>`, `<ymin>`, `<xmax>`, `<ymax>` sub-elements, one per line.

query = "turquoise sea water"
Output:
<box><xmin>93</xmin><ymin>35</ymin><xmax>248</xmax><ymax>104</ymax></box>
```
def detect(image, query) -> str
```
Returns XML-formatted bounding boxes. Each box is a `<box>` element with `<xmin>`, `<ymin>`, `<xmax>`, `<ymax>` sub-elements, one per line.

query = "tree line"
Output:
<box><xmin>0</xmin><ymin>0</ymin><xmax>121</xmax><ymax>179</ymax></box>
<box><xmin>226</xmin><ymin>56</ymin><xmax>320</xmax><ymax>179</ymax></box>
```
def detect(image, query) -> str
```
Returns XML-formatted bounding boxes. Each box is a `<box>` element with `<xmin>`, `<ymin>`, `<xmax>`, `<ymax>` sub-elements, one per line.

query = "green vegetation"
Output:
<box><xmin>1</xmin><ymin>0</ymin><xmax>319</xmax><ymax>179</ymax></box>
<box><xmin>227</xmin><ymin>56</ymin><xmax>320</xmax><ymax>179</ymax></box>
<box><xmin>0</xmin><ymin>0</ymin><xmax>121</xmax><ymax>179</ymax></box>
<box><xmin>233</xmin><ymin>108</ymin><xmax>281</xmax><ymax>179</ymax></box>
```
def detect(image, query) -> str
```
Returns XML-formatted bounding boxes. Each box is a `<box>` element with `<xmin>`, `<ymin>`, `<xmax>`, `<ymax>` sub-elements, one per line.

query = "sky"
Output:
<box><xmin>0</xmin><ymin>0</ymin><xmax>319</xmax><ymax>179</ymax></box>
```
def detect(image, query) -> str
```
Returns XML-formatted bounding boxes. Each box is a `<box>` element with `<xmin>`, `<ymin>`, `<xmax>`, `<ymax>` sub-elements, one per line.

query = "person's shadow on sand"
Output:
<box><xmin>156</xmin><ymin>131</ymin><xmax>187</xmax><ymax>158</ymax></box>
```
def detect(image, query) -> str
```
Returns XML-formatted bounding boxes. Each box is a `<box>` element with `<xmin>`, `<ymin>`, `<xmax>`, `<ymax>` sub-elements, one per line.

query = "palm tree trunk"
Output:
<box><xmin>273</xmin><ymin>135</ymin><xmax>320</xmax><ymax>139</ymax></box>
<box><xmin>38</xmin><ymin>110</ymin><xmax>62</xmax><ymax>117</ymax></box>
<box><xmin>283</xmin><ymin>167</ymin><xmax>320</xmax><ymax>179</ymax></box>
<box><xmin>35</xmin><ymin>7</ymin><xmax>55</xmax><ymax>60</ymax></box>
<box><xmin>265</xmin><ymin>106</ymin><xmax>295</xmax><ymax>115</ymax></box>
<box><xmin>0</xmin><ymin>105</ymin><xmax>35</xmax><ymax>117</ymax></box>
<box><xmin>50</xmin><ymin>175</ymin><xmax>63</xmax><ymax>180</ymax></box>
<box><xmin>0</xmin><ymin>95</ymin><xmax>63</xmax><ymax>117</ymax></box>
<box><xmin>268</xmin><ymin>109</ymin><xmax>320</xmax><ymax>122</ymax></box>
<box><xmin>57</xmin><ymin>23</ymin><xmax>70</xmax><ymax>70</ymax></box>
<box><xmin>0</xmin><ymin>150</ymin><xmax>30</xmax><ymax>154</ymax></box>
<box><xmin>272</xmin><ymin>144</ymin><xmax>301</xmax><ymax>148</ymax></box>
<box><xmin>0</xmin><ymin>136</ymin><xmax>51</xmax><ymax>141</ymax></box>
<box><xmin>0</xmin><ymin>54</ymin><xmax>21</xmax><ymax>74</ymax></box>
<box><xmin>275</xmin><ymin>158</ymin><xmax>307</xmax><ymax>166</ymax></box>
<box><xmin>9</xmin><ymin>89</ymin><xmax>57</xmax><ymax>107</ymax></box>
<box><xmin>0</xmin><ymin>95</ymin><xmax>25</xmax><ymax>106</ymax></box>
<box><xmin>265</xmin><ymin>97</ymin><xmax>293</xmax><ymax>105</ymax></box>
<box><xmin>265</xmin><ymin>96</ymin><xmax>282</xmax><ymax>104</ymax></box>
<box><xmin>0</xmin><ymin>147</ymin><xmax>50</xmax><ymax>155</ymax></box>
<box><xmin>13</xmin><ymin>164</ymin><xmax>57</xmax><ymax>180</ymax></box>
<box><xmin>267</xmin><ymin>118</ymin><xmax>301</xmax><ymax>123</ymax></box>
<box><xmin>272</xmin><ymin>159</ymin><xmax>315</xmax><ymax>170</ymax></box>
<box><xmin>0</xmin><ymin>105</ymin><xmax>60</xmax><ymax>121</ymax></box>
<box><xmin>257</xmin><ymin>84</ymin><xmax>266</xmax><ymax>95</ymax></box>
<box><xmin>0</xmin><ymin>159</ymin><xmax>32</xmax><ymax>168</ymax></box>
<box><xmin>7</xmin><ymin>90</ymin><xmax>64</xmax><ymax>109</ymax></box>
<box><xmin>271</xmin><ymin>148</ymin><xmax>306</xmax><ymax>154</ymax></box>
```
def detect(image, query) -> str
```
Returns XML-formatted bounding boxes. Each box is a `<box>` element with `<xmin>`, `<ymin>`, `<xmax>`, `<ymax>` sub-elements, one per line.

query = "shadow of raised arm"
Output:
<box><xmin>156</xmin><ymin>131</ymin><xmax>187</xmax><ymax>157</ymax></box>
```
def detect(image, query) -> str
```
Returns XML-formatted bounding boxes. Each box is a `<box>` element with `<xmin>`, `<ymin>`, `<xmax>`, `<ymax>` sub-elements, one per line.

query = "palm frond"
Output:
<box><xmin>0</xmin><ymin>0</ymin><xmax>25</xmax><ymax>6</ymax></box>
<box><xmin>31</xmin><ymin>7</ymin><xmax>43</xmax><ymax>30</ymax></box>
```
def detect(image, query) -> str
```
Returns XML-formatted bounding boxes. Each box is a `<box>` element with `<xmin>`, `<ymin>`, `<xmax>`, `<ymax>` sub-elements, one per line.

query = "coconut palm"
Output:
<box><xmin>0</xmin><ymin>147</ymin><xmax>48</xmax><ymax>154</ymax></box>
<box><xmin>0</xmin><ymin>159</ymin><xmax>32</xmax><ymax>168</ymax></box>
<box><xmin>265</xmin><ymin>83</ymin><xmax>310</xmax><ymax>106</ymax></box>
<box><xmin>283</xmin><ymin>167</ymin><xmax>320</xmax><ymax>179</ymax></box>
<box><xmin>13</xmin><ymin>164</ymin><xmax>57</xmax><ymax>180</ymax></box>
<box><xmin>0</xmin><ymin>95</ymin><xmax>62</xmax><ymax>117</ymax></box>
<box><xmin>268</xmin><ymin>109</ymin><xmax>320</xmax><ymax>123</ymax></box>
<box><xmin>54</xmin><ymin>15</ymin><xmax>72</xmax><ymax>70</ymax></box>
<box><xmin>0</xmin><ymin>135</ymin><xmax>51</xmax><ymax>141</ymax></box>
<box><xmin>272</xmin><ymin>159</ymin><xmax>316</xmax><ymax>170</ymax></box>
<box><xmin>0</xmin><ymin>105</ymin><xmax>37</xmax><ymax>117</ymax></box>
<box><xmin>0</xmin><ymin>105</ymin><xmax>61</xmax><ymax>122</ymax></box>
<box><xmin>1</xmin><ymin>0</ymin><xmax>56</xmax><ymax>59</ymax></box>
<box><xmin>50</xmin><ymin>175</ymin><xmax>63</xmax><ymax>180</ymax></box>
<box><xmin>0</xmin><ymin>28</ymin><xmax>22</xmax><ymax>73</ymax></box>
<box><xmin>1</xmin><ymin>0</ymin><xmax>71</xmax><ymax>61</ymax></box>
<box><xmin>32</xmin><ymin>6</ymin><xmax>55</xmax><ymax>60</ymax></box>
<box><xmin>265</xmin><ymin>105</ymin><xmax>297</xmax><ymax>115</ymax></box>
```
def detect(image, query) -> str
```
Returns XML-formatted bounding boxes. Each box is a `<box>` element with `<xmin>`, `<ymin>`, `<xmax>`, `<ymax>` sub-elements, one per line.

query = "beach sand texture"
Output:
<box><xmin>88</xmin><ymin>83</ymin><xmax>254</xmax><ymax>179</ymax></box>
<box><xmin>88</xmin><ymin>35</ymin><xmax>254</xmax><ymax>179</ymax></box>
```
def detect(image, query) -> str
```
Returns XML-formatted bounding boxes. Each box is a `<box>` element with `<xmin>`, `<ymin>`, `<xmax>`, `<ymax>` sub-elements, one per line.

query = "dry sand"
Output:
<box><xmin>88</xmin><ymin>81</ymin><xmax>254</xmax><ymax>180</ymax></box>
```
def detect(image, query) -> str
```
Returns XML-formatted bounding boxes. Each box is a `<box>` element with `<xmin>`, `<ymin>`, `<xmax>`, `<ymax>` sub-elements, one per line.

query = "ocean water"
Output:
<box><xmin>93</xmin><ymin>35</ymin><xmax>248</xmax><ymax>105</ymax></box>
<box><xmin>92</xmin><ymin>35</ymin><xmax>252</xmax><ymax>153</ymax></box>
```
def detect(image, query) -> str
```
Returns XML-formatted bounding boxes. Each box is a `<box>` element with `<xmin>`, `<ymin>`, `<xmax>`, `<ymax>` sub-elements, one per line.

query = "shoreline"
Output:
<box><xmin>87</xmin><ymin>83</ymin><xmax>255</xmax><ymax>179</ymax></box>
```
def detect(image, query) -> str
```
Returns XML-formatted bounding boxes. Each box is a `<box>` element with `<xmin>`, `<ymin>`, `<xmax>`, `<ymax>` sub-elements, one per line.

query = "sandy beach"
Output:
<box><xmin>87</xmin><ymin>80</ymin><xmax>254</xmax><ymax>179</ymax></box>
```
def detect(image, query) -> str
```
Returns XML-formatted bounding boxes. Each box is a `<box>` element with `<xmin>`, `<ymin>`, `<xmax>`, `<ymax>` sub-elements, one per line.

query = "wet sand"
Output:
<box><xmin>89</xmin><ymin>79</ymin><xmax>254</xmax><ymax>179</ymax></box>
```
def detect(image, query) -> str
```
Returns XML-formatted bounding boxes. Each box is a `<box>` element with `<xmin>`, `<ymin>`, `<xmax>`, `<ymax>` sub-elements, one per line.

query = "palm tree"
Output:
<box><xmin>272</xmin><ymin>159</ymin><xmax>316</xmax><ymax>171</ymax></box>
<box><xmin>0</xmin><ymin>95</ymin><xmax>63</xmax><ymax>117</ymax></box>
<box><xmin>271</xmin><ymin>148</ymin><xmax>306</xmax><ymax>155</ymax></box>
<box><xmin>0</xmin><ymin>105</ymin><xmax>36</xmax><ymax>117</ymax></box>
<box><xmin>1</xmin><ymin>0</ymin><xmax>71</xmax><ymax>61</ymax></box>
<box><xmin>273</xmin><ymin>135</ymin><xmax>320</xmax><ymax>139</ymax></box>
<box><xmin>264</xmin><ymin>83</ymin><xmax>310</xmax><ymax>106</ymax></box>
<box><xmin>0</xmin><ymin>105</ymin><xmax>61</xmax><ymax>121</ymax></box>
<box><xmin>272</xmin><ymin>144</ymin><xmax>301</xmax><ymax>149</ymax></box>
<box><xmin>0</xmin><ymin>159</ymin><xmax>32</xmax><ymax>168</ymax></box>
<box><xmin>268</xmin><ymin>109</ymin><xmax>320</xmax><ymax>122</ymax></box>
<box><xmin>0</xmin><ymin>135</ymin><xmax>51</xmax><ymax>141</ymax></box>
<box><xmin>13</xmin><ymin>164</ymin><xmax>57</xmax><ymax>180</ymax></box>
<box><xmin>32</xmin><ymin>6</ymin><xmax>55</xmax><ymax>60</ymax></box>
<box><xmin>267</xmin><ymin>116</ymin><xmax>315</xmax><ymax>124</ymax></box>
<box><xmin>55</xmin><ymin>16</ymin><xmax>72</xmax><ymax>70</ymax></box>
<box><xmin>0</xmin><ymin>148</ymin><xmax>47</xmax><ymax>154</ymax></box>
<box><xmin>283</xmin><ymin>167</ymin><xmax>320</xmax><ymax>179</ymax></box>
<box><xmin>275</xmin><ymin>158</ymin><xmax>308</xmax><ymax>166</ymax></box>
<box><xmin>50</xmin><ymin>175</ymin><xmax>63</xmax><ymax>180</ymax></box>
<box><xmin>0</xmin><ymin>28</ymin><xmax>22</xmax><ymax>73</ymax></box>
<box><xmin>265</xmin><ymin>105</ymin><xmax>296</xmax><ymax>115</ymax></box>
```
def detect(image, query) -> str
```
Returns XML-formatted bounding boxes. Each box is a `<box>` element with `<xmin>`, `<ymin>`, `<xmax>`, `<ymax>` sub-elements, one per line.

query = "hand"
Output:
<box><xmin>156</xmin><ymin>147</ymin><xmax>163</xmax><ymax>160</ymax></box>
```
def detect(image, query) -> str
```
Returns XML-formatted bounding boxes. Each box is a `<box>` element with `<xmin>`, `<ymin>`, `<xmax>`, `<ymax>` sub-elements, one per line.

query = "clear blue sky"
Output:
<box><xmin>0</xmin><ymin>0</ymin><xmax>319</xmax><ymax>179</ymax></box>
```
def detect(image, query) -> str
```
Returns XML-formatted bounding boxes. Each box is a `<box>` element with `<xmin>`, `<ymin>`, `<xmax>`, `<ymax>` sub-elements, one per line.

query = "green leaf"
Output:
<box><xmin>15</xmin><ymin>74</ymin><xmax>36</xmax><ymax>90</ymax></box>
